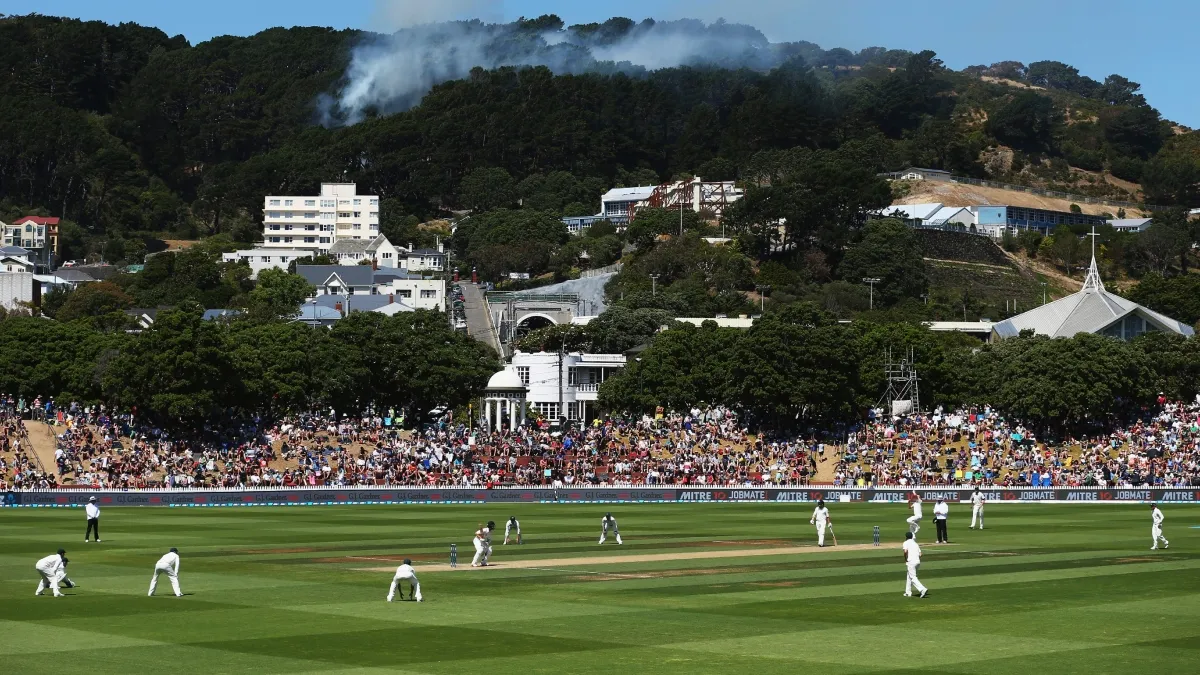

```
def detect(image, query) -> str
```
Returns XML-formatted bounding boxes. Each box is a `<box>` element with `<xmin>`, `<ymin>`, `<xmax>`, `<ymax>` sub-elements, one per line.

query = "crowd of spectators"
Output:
<box><xmin>5</xmin><ymin>396</ymin><xmax>1200</xmax><ymax>489</ymax></box>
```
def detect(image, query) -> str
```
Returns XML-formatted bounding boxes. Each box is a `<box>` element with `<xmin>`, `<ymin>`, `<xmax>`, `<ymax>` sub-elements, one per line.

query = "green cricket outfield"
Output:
<box><xmin>1</xmin><ymin>503</ymin><xmax>1198</xmax><ymax>674</ymax></box>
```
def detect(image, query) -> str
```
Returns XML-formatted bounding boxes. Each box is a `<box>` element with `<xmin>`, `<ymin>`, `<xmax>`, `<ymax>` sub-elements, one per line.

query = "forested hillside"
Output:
<box><xmin>3</xmin><ymin>13</ymin><xmax>1200</xmax><ymax>324</ymax></box>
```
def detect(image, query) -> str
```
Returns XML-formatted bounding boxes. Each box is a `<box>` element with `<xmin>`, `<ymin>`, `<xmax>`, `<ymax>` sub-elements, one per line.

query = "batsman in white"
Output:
<box><xmin>34</xmin><ymin>548</ymin><xmax>67</xmax><ymax>597</ymax></box>
<box><xmin>1150</xmin><ymin>503</ymin><xmax>1169</xmax><ymax>550</ymax></box>
<box><xmin>969</xmin><ymin>486</ymin><xmax>985</xmax><ymax>529</ymax></box>
<box><xmin>504</xmin><ymin>516</ymin><xmax>521</xmax><ymax>545</ymax></box>
<box><xmin>471</xmin><ymin>521</ymin><xmax>495</xmax><ymax>567</ymax></box>
<box><xmin>387</xmin><ymin>558</ymin><xmax>423</xmax><ymax>602</ymax></box>
<box><xmin>902</xmin><ymin>532</ymin><xmax>928</xmax><ymax>598</ymax></box>
<box><xmin>148</xmin><ymin>547</ymin><xmax>183</xmax><ymax>597</ymax></box>
<box><xmin>810</xmin><ymin>499</ymin><xmax>832</xmax><ymax>547</ymax></box>
<box><xmin>906</xmin><ymin>493</ymin><xmax>923</xmax><ymax>537</ymax></box>
<box><xmin>599</xmin><ymin>512</ymin><xmax>622</xmax><ymax>544</ymax></box>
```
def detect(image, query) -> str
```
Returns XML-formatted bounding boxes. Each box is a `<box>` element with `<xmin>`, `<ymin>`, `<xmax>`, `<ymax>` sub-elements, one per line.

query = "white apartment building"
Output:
<box><xmin>510</xmin><ymin>351</ymin><xmax>626</xmax><ymax>423</ymax></box>
<box><xmin>262</xmin><ymin>183</ymin><xmax>379</xmax><ymax>251</ymax></box>
<box><xmin>221</xmin><ymin>248</ymin><xmax>315</xmax><ymax>278</ymax></box>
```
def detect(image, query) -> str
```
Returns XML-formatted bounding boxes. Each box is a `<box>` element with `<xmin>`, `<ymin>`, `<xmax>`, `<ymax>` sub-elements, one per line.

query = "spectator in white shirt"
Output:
<box><xmin>148</xmin><ymin>548</ymin><xmax>182</xmax><ymax>597</ymax></box>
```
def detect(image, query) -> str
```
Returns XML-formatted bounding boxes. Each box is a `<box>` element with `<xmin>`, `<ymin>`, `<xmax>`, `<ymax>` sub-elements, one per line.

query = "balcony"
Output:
<box><xmin>575</xmin><ymin>382</ymin><xmax>600</xmax><ymax>400</ymax></box>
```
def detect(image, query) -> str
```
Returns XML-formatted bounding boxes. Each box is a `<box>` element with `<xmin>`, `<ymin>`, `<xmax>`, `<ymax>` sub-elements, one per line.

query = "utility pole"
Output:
<box><xmin>920</xmin><ymin>294</ymin><xmax>928</xmax><ymax>306</ymax></box>
<box><xmin>755</xmin><ymin>284</ymin><xmax>770</xmax><ymax>313</ymax></box>
<box><xmin>862</xmin><ymin>277</ymin><xmax>881</xmax><ymax>310</ymax></box>
<box><xmin>1041</xmin><ymin>282</ymin><xmax>1047</xmax><ymax>305</ymax></box>
<box><xmin>557</xmin><ymin>340</ymin><xmax>565</xmax><ymax>428</ymax></box>
<box><xmin>650</xmin><ymin>274</ymin><xmax>660</xmax><ymax>297</ymax></box>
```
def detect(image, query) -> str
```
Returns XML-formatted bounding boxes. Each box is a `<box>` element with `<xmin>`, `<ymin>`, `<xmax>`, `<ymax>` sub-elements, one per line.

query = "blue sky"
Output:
<box><xmin>7</xmin><ymin>0</ymin><xmax>1197</xmax><ymax>127</ymax></box>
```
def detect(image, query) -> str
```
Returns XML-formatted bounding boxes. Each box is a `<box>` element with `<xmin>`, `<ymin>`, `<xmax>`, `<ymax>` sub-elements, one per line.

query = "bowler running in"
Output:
<box><xmin>810</xmin><ymin>499</ymin><xmax>832</xmax><ymax>546</ymax></box>
<box><xmin>1151</xmin><ymin>504</ymin><xmax>1169</xmax><ymax>550</ymax></box>
<box><xmin>599</xmin><ymin>513</ymin><xmax>622</xmax><ymax>544</ymax></box>
<box><xmin>387</xmin><ymin>559</ymin><xmax>423</xmax><ymax>602</ymax></box>
<box><xmin>148</xmin><ymin>547</ymin><xmax>183</xmax><ymax>597</ymax></box>
<box><xmin>35</xmin><ymin>549</ymin><xmax>67</xmax><ymax>597</ymax></box>
<box><xmin>907</xmin><ymin>494</ymin><xmax>923</xmax><ymax>537</ymax></box>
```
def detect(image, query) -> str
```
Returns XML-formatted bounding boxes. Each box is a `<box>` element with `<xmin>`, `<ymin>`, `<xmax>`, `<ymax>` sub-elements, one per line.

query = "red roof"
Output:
<box><xmin>13</xmin><ymin>216</ymin><xmax>60</xmax><ymax>225</ymax></box>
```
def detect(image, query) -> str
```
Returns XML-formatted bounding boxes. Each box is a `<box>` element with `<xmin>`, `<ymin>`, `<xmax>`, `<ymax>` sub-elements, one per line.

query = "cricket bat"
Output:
<box><xmin>829</xmin><ymin>524</ymin><xmax>838</xmax><ymax>546</ymax></box>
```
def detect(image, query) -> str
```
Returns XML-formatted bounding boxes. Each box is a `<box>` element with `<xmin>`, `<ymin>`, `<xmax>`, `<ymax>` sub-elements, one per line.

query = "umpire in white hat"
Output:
<box><xmin>85</xmin><ymin>496</ymin><xmax>101</xmax><ymax>542</ymax></box>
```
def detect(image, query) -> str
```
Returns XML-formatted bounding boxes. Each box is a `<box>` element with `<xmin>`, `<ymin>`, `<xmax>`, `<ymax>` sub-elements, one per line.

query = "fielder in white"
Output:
<box><xmin>1151</xmin><ymin>504</ymin><xmax>1169</xmax><ymax>550</ymax></box>
<box><xmin>148</xmin><ymin>547</ymin><xmax>183</xmax><ymax>597</ymax></box>
<box><xmin>902</xmin><ymin>532</ymin><xmax>928</xmax><ymax>598</ymax></box>
<box><xmin>35</xmin><ymin>549</ymin><xmax>67</xmax><ymax>597</ymax></box>
<box><xmin>471</xmin><ymin>521</ymin><xmax>495</xmax><ymax>567</ymax></box>
<box><xmin>810</xmin><ymin>499</ymin><xmax>832</xmax><ymax>547</ymax></box>
<box><xmin>504</xmin><ymin>516</ymin><xmax>521</xmax><ymax>545</ymax></box>
<box><xmin>387</xmin><ymin>559</ymin><xmax>423</xmax><ymax>602</ymax></box>
<box><xmin>906</xmin><ymin>494</ymin><xmax>923</xmax><ymax>537</ymax></box>
<box><xmin>599</xmin><ymin>513</ymin><xmax>622</xmax><ymax>544</ymax></box>
<box><xmin>969</xmin><ymin>487</ymin><xmax>985</xmax><ymax>529</ymax></box>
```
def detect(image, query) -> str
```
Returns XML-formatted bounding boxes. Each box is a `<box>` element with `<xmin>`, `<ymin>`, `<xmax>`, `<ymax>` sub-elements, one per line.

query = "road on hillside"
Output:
<box><xmin>459</xmin><ymin>282</ymin><xmax>501</xmax><ymax>355</ymax></box>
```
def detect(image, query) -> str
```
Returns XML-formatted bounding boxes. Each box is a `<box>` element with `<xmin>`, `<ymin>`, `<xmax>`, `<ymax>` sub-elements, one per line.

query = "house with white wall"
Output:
<box><xmin>510</xmin><ymin>351</ymin><xmax>626</xmax><ymax>423</ymax></box>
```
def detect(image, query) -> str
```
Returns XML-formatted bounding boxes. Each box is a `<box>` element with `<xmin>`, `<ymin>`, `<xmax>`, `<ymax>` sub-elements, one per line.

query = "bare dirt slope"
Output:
<box><xmin>897</xmin><ymin>181</ymin><xmax>1147</xmax><ymax>218</ymax></box>
<box><xmin>23</xmin><ymin>421</ymin><xmax>59</xmax><ymax>473</ymax></box>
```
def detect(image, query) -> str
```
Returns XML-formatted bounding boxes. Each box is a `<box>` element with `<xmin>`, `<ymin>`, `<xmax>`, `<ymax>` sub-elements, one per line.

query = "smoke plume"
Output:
<box><xmin>319</xmin><ymin>6</ymin><xmax>800</xmax><ymax>126</ymax></box>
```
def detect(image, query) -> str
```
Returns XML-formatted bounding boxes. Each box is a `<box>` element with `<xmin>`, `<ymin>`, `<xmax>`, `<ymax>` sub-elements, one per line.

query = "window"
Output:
<box><xmin>283</xmin><ymin>237</ymin><xmax>293</xmax><ymax>243</ymax></box>
<box><xmin>516</xmin><ymin>366</ymin><xmax>529</xmax><ymax>386</ymax></box>
<box><xmin>339</xmin><ymin>200</ymin><xmax>349</xmax><ymax>205</ymax></box>
<box><xmin>269</xmin><ymin>199</ymin><xmax>280</xmax><ymax>206</ymax></box>
<box><xmin>304</xmin><ymin>237</ymin><xmax>316</xmax><ymax>243</ymax></box>
<box><xmin>420</xmin><ymin>289</ymin><xmax>436</xmax><ymax>299</ymax></box>
<box><xmin>369</xmin><ymin>224</ymin><xmax>379</xmax><ymax>231</ymax></box>
<box><xmin>568</xmin><ymin>368</ymin><xmax>577</xmax><ymax>386</ymax></box>
<box><xmin>353</xmin><ymin>224</ymin><xmax>361</xmax><ymax>230</ymax></box>
<box><xmin>396</xmin><ymin>289</ymin><xmax>412</xmax><ymax>298</ymax></box>
<box><xmin>304</xmin><ymin>200</ymin><xmax>316</xmax><ymax>206</ymax></box>
<box><xmin>284</xmin><ymin>225</ymin><xmax>292</xmax><ymax>231</ymax></box>
<box><xmin>353</xmin><ymin>211</ymin><xmax>361</xmax><ymax>218</ymax></box>
<box><xmin>353</xmin><ymin>199</ymin><xmax>361</xmax><ymax>205</ymax></box>
<box><xmin>381</xmin><ymin>252</ymin><xmax>392</xmax><ymax>259</ymax></box>
<box><xmin>321</xmin><ymin>200</ymin><xmax>335</xmax><ymax>208</ymax></box>
<box><xmin>304</xmin><ymin>212</ymin><xmax>317</xmax><ymax>219</ymax></box>
<box><xmin>370</xmin><ymin>198</ymin><xmax>378</xmax><ymax>206</ymax></box>
<box><xmin>338</xmin><ymin>212</ymin><xmax>351</xmax><ymax>218</ymax></box>
<box><xmin>319</xmin><ymin>237</ymin><xmax>330</xmax><ymax>244</ymax></box>
<box><xmin>261</xmin><ymin>256</ymin><xmax>271</xmax><ymax>263</ymax></box>
<box><xmin>370</xmin><ymin>211</ymin><xmax>379</xmax><ymax>218</ymax></box>
<box><xmin>284</xmin><ymin>200</ymin><xmax>293</xmax><ymax>206</ymax></box>
<box><xmin>321</xmin><ymin>213</ymin><xmax>334</xmax><ymax>220</ymax></box>
<box><xmin>269</xmin><ymin>237</ymin><xmax>281</xmax><ymax>243</ymax></box>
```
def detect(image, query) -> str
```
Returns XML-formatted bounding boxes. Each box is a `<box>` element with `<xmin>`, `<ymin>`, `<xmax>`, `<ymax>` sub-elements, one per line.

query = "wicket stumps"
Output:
<box><xmin>450</xmin><ymin>543</ymin><xmax>457</xmax><ymax>567</ymax></box>
<box><xmin>873</xmin><ymin>526</ymin><xmax>880</xmax><ymax>546</ymax></box>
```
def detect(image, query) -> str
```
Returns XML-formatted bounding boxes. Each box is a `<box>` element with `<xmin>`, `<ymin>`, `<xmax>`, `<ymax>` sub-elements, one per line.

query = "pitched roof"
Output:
<box><xmin>312</xmin><ymin>294</ymin><xmax>392</xmax><ymax>312</ymax></box>
<box><xmin>12</xmin><ymin>216</ymin><xmax>60</xmax><ymax>226</ymax></box>
<box><xmin>992</xmin><ymin>256</ymin><xmax>1194</xmax><ymax>339</ymax></box>
<box><xmin>48</xmin><ymin>269</ymin><xmax>96</xmax><ymax>283</ymax></box>
<box><xmin>374</xmin><ymin>302</ymin><xmax>416</xmax><ymax>315</ymax></box>
<box><xmin>328</xmin><ymin>238</ymin><xmax>371</xmax><ymax>254</ymax></box>
<box><xmin>295</xmin><ymin>265</ymin><xmax>375</xmax><ymax>287</ymax></box>
<box><xmin>601</xmin><ymin>186</ymin><xmax>657</xmax><ymax>202</ymax></box>
<box><xmin>880</xmin><ymin>203</ymin><xmax>944</xmax><ymax>220</ymax></box>
<box><xmin>408</xmin><ymin>248</ymin><xmax>446</xmax><ymax>256</ymax></box>
<box><xmin>0</xmin><ymin>246</ymin><xmax>29</xmax><ymax>256</ymax></box>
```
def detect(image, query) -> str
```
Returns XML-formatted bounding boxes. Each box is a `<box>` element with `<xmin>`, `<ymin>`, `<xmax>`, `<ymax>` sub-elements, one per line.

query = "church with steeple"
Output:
<box><xmin>991</xmin><ymin>230</ymin><xmax>1195</xmax><ymax>342</ymax></box>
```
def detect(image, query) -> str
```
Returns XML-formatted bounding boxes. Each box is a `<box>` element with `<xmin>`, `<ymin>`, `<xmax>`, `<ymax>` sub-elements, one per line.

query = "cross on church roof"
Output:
<box><xmin>1082</xmin><ymin>226</ymin><xmax>1105</xmax><ymax>292</ymax></box>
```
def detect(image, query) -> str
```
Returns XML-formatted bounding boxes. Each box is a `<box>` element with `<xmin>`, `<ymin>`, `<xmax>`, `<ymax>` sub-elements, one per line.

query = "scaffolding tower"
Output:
<box><xmin>877</xmin><ymin>347</ymin><xmax>920</xmax><ymax>417</ymax></box>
